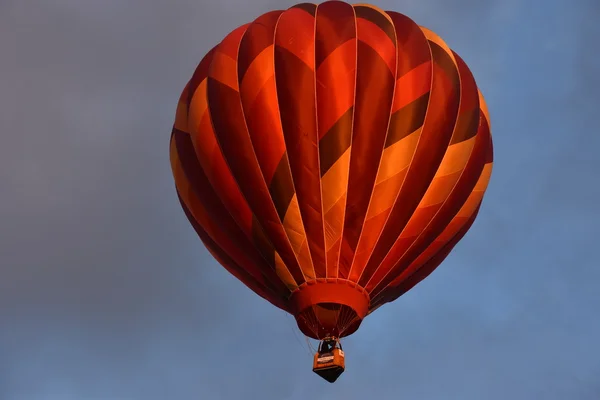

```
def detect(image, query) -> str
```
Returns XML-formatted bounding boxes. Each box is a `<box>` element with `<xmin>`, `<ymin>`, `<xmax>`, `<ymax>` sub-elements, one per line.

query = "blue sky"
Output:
<box><xmin>1</xmin><ymin>0</ymin><xmax>599</xmax><ymax>398</ymax></box>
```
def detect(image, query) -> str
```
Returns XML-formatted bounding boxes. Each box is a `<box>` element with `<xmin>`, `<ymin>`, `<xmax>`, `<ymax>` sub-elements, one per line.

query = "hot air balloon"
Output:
<box><xmin>169</xmin><ymin>1</ymin><xmax>493</xmax><ymax>383</ymax></box>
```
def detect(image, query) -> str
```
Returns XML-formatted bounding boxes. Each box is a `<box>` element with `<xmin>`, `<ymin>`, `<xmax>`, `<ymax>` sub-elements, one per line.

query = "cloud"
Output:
<box><xmin>1</xmin><ymin>0</ymin><xmax>598</xmax><ymax>398</ymax></box>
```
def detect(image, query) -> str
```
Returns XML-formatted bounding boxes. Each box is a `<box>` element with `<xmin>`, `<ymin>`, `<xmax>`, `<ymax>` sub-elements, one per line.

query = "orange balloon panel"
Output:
<box><xmin>170</xmin><ymin>1</ymin><xmax>493</xmax><ymax>340</ymax></box>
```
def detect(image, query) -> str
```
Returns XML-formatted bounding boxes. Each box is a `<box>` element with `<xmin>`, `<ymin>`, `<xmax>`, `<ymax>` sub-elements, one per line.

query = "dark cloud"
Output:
<box><xmin>1</xmin><ymin>0</ymin><xmax>598</xmax><ymax>398</ymax></box>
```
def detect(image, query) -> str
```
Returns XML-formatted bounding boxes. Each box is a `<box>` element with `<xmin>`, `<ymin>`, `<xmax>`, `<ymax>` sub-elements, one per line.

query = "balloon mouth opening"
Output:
<box><xmin>289</xmin><ymin>281</ymin><xmax>370</xmax><ymax>340</ymax></box>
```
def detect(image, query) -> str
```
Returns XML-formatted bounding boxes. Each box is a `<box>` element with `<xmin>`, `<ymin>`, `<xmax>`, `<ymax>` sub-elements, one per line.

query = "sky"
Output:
<box><xmin>1</xmin><ymin>0</ymin><xmax>599</xmax><ymax>398</ymax></box>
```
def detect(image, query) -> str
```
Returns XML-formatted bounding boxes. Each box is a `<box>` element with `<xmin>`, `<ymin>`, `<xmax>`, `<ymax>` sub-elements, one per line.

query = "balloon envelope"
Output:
<box><xmin>170</xmin><ymin>1</ymin><xmax>493</xmax><ymax>340</ymax></box>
